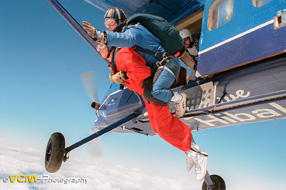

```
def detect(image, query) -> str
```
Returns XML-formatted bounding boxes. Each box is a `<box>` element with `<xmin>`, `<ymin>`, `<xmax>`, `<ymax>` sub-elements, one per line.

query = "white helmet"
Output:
<box><xmin>179</xmin><ymin>29</ymin><xmax>192</xmax><ymax>39</ymax></box>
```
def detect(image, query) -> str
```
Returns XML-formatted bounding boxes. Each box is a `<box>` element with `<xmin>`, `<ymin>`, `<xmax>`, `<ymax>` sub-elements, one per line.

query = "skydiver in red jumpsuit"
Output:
<box><xmin>96</xmin><ymin>43</ymin><xmax>208</xmax><ymax>181</ymax></box>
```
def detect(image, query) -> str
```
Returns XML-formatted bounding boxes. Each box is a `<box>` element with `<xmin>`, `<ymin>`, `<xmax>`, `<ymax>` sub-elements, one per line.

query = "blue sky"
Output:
<box><xmin>1</xmin><ymin>0</ymin><xmax>286</xmax><ymax>189</ymax></box>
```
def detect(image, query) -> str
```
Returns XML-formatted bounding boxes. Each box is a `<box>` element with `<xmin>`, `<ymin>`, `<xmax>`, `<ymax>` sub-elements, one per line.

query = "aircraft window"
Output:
<box><xmin>208</xmin><ymin>0</ymin><xmax>234</xmax><ymax>31</ymax></box>
<box><xmin>252</xmin><ymin>0</ymin><xmax>273</xmax><ymax>7</ymax></box>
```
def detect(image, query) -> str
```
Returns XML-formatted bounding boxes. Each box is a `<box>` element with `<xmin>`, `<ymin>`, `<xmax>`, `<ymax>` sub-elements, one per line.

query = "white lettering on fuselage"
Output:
<box><xmin>190</xmin><ymin>102</ymin><xmax>285</xmax><ymax>127</ymax></box>
<box><xmin>218</xmin><ymin>90</ymin><xmax>251</xmax><ymax>103</ymax></box>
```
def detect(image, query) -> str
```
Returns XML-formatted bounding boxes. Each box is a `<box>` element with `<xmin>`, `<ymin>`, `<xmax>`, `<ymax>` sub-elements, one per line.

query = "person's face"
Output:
<box><xmin>97</xmin><ymin>43</ymin><xmax>109</xmax><ymax>58</ymax></box>
<box><xmin>184</xmin><ymin>37</ymin><xmax>191</xmax><ymax>48</ymax></box>
<box><xmin>99</xmin><ymin>47</ymin><xmax>108</xmax><ymax>59</ymax></box>
<box><xmin>105</xmin><ymin>18</ymin><xmax>118</xmax><ymax>31</ymax></box>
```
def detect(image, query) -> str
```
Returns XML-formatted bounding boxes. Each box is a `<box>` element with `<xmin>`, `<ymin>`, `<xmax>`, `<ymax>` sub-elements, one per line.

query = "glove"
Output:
<box><xmin>82</xmin><ymin>21</ymin><xmax>106</xmax><ymax>43</ymax></box>
<box><xmin>109</xmin><ymin>71</ymin><xmax>126</xmax><ymax>84</ymax></box>
<box><xmin>95</xmin><ymin>31</ymin><xmax>105</xmax><ymax>43</ymax></box>
<box><xmin>82</xmin><ymin>21</ymin><xmax>96</xmax><ymax>39</ymax></box>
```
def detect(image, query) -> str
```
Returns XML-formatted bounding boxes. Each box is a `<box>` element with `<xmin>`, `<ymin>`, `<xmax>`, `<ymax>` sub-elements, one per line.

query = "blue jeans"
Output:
<box><xmin>151</xmin><ymin>57</ymin><xmax>181</xmax><ymax>103</ymax></box>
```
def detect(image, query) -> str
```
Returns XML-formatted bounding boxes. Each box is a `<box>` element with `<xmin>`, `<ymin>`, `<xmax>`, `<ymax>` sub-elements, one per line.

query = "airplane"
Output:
<box><xmin>44</xmin><ymin>0</ymin><xmax>286</xmax><ymax>189</ymax></box>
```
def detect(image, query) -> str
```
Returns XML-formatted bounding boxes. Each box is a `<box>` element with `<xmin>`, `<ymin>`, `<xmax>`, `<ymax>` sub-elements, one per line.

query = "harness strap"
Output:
<box><xmin>135</xmin><ymin>46</ymin><xmax>155</xmax><ymax>57</ymax></box>
<box><xmin>110</xmin><ymin>47</ymin><xmax>119</xmax><ymax>73</ymax></box>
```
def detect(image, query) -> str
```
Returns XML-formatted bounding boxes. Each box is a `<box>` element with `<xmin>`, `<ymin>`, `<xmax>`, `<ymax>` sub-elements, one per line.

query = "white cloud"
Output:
<box><xmin>0</xmin><ymin>147</ymin><xmax>200</xmax><ymax>190</ymax></box>
<box><xmin>1</xmin><ymin>145</ymin><xmax>285</xmax><ymax>190</ymax></box>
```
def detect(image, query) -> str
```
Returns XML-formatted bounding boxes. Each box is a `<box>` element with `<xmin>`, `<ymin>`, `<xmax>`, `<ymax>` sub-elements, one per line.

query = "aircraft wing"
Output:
<box><xmin>84</xmin><ymin>0</ymin><xmax>205</xmax><ymax>24</ymax></box>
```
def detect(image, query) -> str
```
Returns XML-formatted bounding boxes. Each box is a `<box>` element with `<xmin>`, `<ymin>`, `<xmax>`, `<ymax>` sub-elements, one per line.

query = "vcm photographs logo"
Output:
<box><xmin>7</xmin><ymin>175</ymin><xmax>37</xmax><ymax>183</ymax></box>
<box><xmin>3</xmin><ymin>175</ymin><xmax>88</xmax><ymax>184</ymax></box>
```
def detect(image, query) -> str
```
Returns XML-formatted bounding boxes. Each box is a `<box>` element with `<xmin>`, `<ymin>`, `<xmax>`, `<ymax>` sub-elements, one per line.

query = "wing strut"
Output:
<box><xmin>64</xmin><ymin>112</ymin><xmax>141</xmax><ymax>160</ymax></box>
<box><xmin>46</xmin><ymin>0</ymin><xmax>99</xmax><ymax>53</ymax></box>
<box><xmin>45</xmin><ymin>112</ymin><xmax>141</xmax><ymax>173</ymax></box>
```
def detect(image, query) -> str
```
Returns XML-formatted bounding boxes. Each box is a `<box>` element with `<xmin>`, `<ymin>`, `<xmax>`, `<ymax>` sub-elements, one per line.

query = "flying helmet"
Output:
<box><xmin>179</xmin><ymin>29</ymin><xmax>192</xmax><ymax>39</ymax></box>
<box><xmin>104</xmin><ymin>7</ymin><xmax>127</xmax><ymax>23</ymax></box>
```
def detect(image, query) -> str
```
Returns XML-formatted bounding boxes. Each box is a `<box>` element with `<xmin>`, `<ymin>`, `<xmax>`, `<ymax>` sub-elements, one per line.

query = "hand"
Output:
<box><xmin>109</xmin><ymin>71</ymin><xmax>126</xmax><ymax>84</ymax></box>
<box><xmin>82</xmin><ymin>21</ymin><xmax>96</xmax><ymax>39</ymax></box>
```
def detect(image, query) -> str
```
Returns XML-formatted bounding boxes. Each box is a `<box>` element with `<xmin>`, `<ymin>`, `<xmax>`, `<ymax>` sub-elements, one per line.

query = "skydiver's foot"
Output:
<box><xmin>143</xmin><ymin>112</ymin><xmax>148</xmax><ymax>117</ymax></box>
<box><xmin>185</xmin><ymin>142</ymin><xmax>201</xmax><ymax>172</ymax></box>
<box><xmin>194</xmin><ymin>152</ymin><xmax>208</xmax><ymax>181</ymax></box>
<box><xmin>185</xmin><ymin>143</ymin><xmax>208</xmax><ymax>181</ymax></box>
<box><xmin>185</xmin><ymin>153</ymin><xmax>195</xmax><ymax>172</ymax></box>
<box><xmin>174</xmin><ymin>92</ymin><xmax>187</xmax><ymax>118</ymax></box>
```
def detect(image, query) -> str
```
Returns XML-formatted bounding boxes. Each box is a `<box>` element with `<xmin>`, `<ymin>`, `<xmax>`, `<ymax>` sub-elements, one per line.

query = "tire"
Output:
<box><xmin>45</xmin><ymin>132</ymin><xmax>65</xmax><ymax>173</ymax></box>
<box><xmin>202</xmin><ymin>174</ymin><xmax>226</xmax><ymax>190</ymax></box>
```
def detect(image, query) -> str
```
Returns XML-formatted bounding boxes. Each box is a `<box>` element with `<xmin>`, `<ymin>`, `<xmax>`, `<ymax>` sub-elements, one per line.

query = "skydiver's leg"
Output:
<box><xmin>144</xmin><ymin>99</ymin><xmax>157</xmax><ymax>133</ymax></box>
<box><xmin>148</xmin><ymin>99</ymin><xmax>207</xmax><ymax>181</ymax></box>
<box><xmin>151</xmin><ymin>56</ymin><xmax>181</xmax><ymax>103</ymax></box>
<box><xmin>151</xmin><ymin>61</ymin><xmax>187</xmax><ymax>118</ymax></box>
<box><xmin>151</xmin><ymin>67</ymin><xmax>175</xmax><ymax>103</ymax></box>
<box><xmin>149</xmin><ymin>101</ymin><xmax>192</xmax><ymax>151</ymax></box>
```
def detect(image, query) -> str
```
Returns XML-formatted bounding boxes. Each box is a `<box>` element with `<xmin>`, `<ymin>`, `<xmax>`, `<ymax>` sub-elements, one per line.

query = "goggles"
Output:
<box><xmin>104</xmin><ymin>18</ymin><xmax>117</xmax><ymax>27</ymax></box>
<box><xmin>96</xmin><ymin>43</ymin><xmax>107</xmax><ymax>51</ymax></box>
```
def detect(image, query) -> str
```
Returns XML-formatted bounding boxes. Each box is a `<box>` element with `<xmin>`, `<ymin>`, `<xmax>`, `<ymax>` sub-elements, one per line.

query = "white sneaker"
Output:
<box><xmin>185</xmin><ymin>142</ymin><xmax>201</xmax><ymax>172</ymax></box>
<box><xmin>143</xmin><ymin>112</ymin><xmax>148</xmax><ymax>117</ymax></box>
<box><xmin>194</xmin><ymin>152</ymin><xmax>208</xmax><ymax>181</ymax></box>
<box><xmin>174</xmin><ymin>92</ymin><xmax>187</xmax><ymax>118</ymax></box>
<box><xmin>185</xmin><ymin>147</ymin><xmax>208</xmax><ymax>181</ymax></box>
<box><xmin>185</xmin><ymin>152</ymin><xmax>196</xmax><ymax>172</ymax></box>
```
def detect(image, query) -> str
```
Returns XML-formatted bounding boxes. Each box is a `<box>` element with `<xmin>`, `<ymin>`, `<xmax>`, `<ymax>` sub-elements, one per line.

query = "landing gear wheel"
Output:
<box><xmin>45</xmin><ymin>132</ymin><xmax>65</xmax><ymax>173</ymax></box>
<box><xmin>202</xmin><ymin>175</ymin><xmax>226</xmax><ymax>190</ymax></box>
